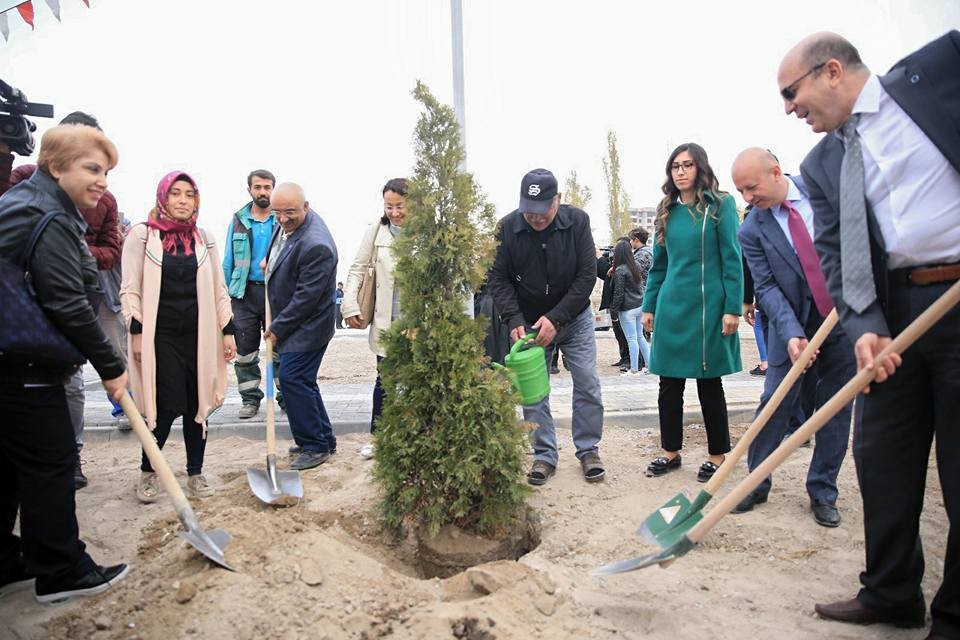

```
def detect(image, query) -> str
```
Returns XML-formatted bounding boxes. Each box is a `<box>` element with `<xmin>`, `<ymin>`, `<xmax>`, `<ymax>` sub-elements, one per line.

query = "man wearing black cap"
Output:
<box><xmin>488</xmin><ymin>168</ymin><xmax>605</xmax><ymax>485</ymax></box>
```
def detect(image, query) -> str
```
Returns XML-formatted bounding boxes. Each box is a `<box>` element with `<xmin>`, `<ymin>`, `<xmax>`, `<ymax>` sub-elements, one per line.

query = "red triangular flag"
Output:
<box><xmin>16</xmin><ymin>1</ymin><xmax>34</xmax><ymax>30</ymax></box>
<box><xmin>80</xmin><ymin>0</ymin><xmax>89</xmax><ymax>6</ymax></box>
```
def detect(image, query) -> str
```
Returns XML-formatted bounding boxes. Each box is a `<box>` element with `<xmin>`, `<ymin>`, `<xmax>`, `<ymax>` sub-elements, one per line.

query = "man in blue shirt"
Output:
<box><xmin>223</xmin><ymin>169</ymin><xmax>284</xmax><ymax>419</ymax></box>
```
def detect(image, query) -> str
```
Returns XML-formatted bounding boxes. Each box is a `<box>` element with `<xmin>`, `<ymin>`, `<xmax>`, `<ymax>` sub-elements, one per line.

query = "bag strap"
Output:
<box><xmin>20</xmin><ymin>210</ymin><xmax>66</xmax><ymax>269</ymax></box>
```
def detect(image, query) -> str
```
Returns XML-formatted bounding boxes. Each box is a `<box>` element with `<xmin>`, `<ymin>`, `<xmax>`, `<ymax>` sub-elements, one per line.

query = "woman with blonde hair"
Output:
<box><xmin>341</xmin><ymin>178</ymin><xmax>407</xmax><ymax>459</ymax></box>
<box><xmin>0</xmin><ymin>124</ymin><xmax>129</xmax><ymax>603</ymax></box>
<box><xmin>121</xmin><ymin>171</ymin><xmax>235</xmax><ymax>502</ymax></box>
<box><xmin>641</xmin><ymin>143</ymin><xmax>743</xmax><ymax>482</ymax></box>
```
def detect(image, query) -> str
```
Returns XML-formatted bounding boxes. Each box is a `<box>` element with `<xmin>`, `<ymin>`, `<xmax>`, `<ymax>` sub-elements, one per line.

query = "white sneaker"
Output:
<box><xmin>620</xmin><ymin>369</ymin><xmax>640</xmax><ymax>377</ymax></box>
<box><xmin>359</xmin><ymin>444</ymin><xmax>375</xmax><ymax>459</ymax></box>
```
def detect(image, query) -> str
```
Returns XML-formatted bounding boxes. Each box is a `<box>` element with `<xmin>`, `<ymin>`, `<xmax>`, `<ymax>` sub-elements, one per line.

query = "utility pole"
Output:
<box><xmin>450</xmin><ymin>0</ymin><xmax>466</xmax><ymax>169</ymax></box>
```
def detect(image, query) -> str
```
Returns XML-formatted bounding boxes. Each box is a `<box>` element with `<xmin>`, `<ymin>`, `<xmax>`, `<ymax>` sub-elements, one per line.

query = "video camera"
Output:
<box><xmin>599</xmin><ymin>245</ymin><xmax>615</xmax><ymax>259</ymax></box>
<box><xmin>0</xmin><ymin>80</ymin><xmax>54</xmax><ymax>156</ymax></box>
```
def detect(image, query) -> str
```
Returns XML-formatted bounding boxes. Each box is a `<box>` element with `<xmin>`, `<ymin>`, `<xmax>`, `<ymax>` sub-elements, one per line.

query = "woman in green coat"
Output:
<box><xmin>641</xmin><ymin>143</ymin><xmax>743</xmax><ymax>482</ymax></box>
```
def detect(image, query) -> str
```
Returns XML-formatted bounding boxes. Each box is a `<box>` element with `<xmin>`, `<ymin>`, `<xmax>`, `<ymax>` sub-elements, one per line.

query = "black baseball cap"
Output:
<box><xmin>519</xmin><ymin>168</ymin><xmax>558</xmax><ymax>214</ymax></box>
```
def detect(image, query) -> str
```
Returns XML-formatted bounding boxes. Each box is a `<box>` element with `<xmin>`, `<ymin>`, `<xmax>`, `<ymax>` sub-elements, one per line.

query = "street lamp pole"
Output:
<box><xmin>450</xmin><ymin>0</ymin><xmax>466</xmax><ymax>169</ymax></box>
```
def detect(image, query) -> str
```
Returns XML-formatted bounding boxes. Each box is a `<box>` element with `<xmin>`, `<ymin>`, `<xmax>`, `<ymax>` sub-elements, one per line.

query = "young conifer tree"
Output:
<box><xmin>373</xmin><ymin>82</ymin><xmax>528</xmax><ymax>538</ymax></box>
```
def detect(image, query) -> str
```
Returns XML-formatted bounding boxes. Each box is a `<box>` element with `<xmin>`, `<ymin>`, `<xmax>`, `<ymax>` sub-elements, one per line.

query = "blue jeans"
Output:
<box><xmin>522</xmin><ymin>306</ymin><xmax>604</xmax><ymax>467</ymax></box>
<box><xmin>754</xmin><ymin>308</ymin><xmax>768</xmax><ymax>363</ymax></box>
<box><xmin>619</xmin><ymin>306</ymin><xmax>650</xmax><ymax>372</ymax></box>
<box><xmin>279</xmin><ymin>347</ymin><xmax>336</xmax><ymax>454</ymax></box>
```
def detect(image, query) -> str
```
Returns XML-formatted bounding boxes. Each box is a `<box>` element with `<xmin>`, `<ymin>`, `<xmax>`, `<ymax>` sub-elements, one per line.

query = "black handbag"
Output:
<box><xmin>0</xmin><ymin>211</ymin><xmax>86</xmax><ymax>369</ymax></box>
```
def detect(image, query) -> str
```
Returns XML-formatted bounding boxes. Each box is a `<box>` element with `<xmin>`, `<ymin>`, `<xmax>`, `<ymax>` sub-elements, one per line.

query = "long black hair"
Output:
<box><xmin>613</xmin><ymin>239</ymin><xmax>640</xmax><ymax>284</ymax></box>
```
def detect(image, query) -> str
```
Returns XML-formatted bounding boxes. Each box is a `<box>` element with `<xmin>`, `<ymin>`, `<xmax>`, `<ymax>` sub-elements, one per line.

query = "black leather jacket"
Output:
<box><xmin>610</xmin><ymin>264</ymin><xmax>645</xmax><ymax>313</ymax></box>
<box><xmin>0</xmin><ymin>170</ymin><xmax>124</xmax><ymax>383</ymax></box>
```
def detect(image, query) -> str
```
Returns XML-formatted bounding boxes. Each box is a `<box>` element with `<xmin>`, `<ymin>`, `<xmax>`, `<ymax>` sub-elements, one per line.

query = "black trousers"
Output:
<box><xmin>0</xmin><ymin>383</ymin><xmax>95</xmax><ymax>582</ymax></box>
<box><xmin>657</xmin><ymin>376</ymin><xmax>731</xmax><ymax>456</ymax></box>
<box><xmin>140</xmin><ymin>411</ymin><xmax>207</xmax><ymax>476</ymax></box>
<box><xmin>854</xmin><ymin>279</ymin><xmax>960</xmax><ymax>637</ymax></box>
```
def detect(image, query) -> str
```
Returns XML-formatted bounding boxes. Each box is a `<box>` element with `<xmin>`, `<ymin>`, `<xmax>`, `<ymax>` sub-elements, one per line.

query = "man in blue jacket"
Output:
<box><xmin>223</xmin><ymin>170</ymin><xmax>284</xmax><ymax>419</ymax></box>
<box><xmin>264</xmin><ymin>183</ymin><xmax>339</xmax><ymax>470</ymax></box>
<box><xmin>731</xmin><ymin>147</ymin><xmax>855</xmax><ymax>527</ymax></box>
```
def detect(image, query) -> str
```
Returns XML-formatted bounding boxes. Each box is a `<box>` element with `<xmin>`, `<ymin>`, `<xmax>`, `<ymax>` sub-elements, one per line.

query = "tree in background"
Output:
<box><xmin>373</xmin><ymin>81</ymin><xmax>528</xmax><ymax>538</ymax></box>
<box><xmin>602</xmin><ymin>131</ymin><xmax>631</xmax><ymax>240</ymax></box>
<box><xmin>563</xmin><ymin>171</ymin><xmax>592</xmax><ymax>210</ymax></box>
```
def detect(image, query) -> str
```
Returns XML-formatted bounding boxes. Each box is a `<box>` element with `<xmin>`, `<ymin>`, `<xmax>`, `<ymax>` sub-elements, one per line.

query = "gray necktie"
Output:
<box><xmin>839</xmin><ymin>115</ymin><xmax>877</xmax><ymax>314</ymax></box>
<box><xmin>266</xmin><ymin>232</ymin><xmax>287</xmax><ymax>280</ymax></box>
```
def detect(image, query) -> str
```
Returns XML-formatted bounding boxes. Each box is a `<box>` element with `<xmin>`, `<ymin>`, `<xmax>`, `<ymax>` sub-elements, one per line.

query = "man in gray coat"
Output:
<box><xmin>264</xmin><ymin>183</ymin><xmax>339</xmax><ymax>470</ymax></box>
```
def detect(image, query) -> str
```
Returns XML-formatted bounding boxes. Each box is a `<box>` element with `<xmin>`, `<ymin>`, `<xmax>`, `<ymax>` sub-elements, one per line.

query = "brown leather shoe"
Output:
<box><xmin>814</xmin><ymin>598</ymin><xmax>925</xmax><ymax>628</ymax></box>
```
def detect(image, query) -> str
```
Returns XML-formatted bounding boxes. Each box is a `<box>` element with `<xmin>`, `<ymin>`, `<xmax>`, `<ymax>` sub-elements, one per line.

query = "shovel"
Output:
<box><xmin>118</xmin><ymin>392</ymin><xmax>233</xmax><ymax>570</ymax></box>
<box><xmin>245</xmin><ymin>288</ymin><xmax>303</xmax><ymax>506</ymax></box>
<box><xmin>593</xmin><ymin>278</ymin><xmax>960</xmax><ymax>575</ymax></box>
<box><xmin>638</xmin><ymin>309</ymin><xmax>838</xmax><ymax>547</ymax></box>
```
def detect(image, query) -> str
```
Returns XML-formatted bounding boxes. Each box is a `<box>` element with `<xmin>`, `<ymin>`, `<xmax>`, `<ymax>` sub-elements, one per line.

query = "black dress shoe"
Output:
<box><xmin>610</xmin><ymin>358</ymin><xmax>629</xmax><ymax>367</ymax></box>
<box><xmin>811</xmin><ymin>501</ymin><xmax>841</xmax><ymax>527</ymax></box>
<box><xmin>814</xmin><ymin>597</ymin><xmax>925</xmax><ymax>628</ymax></box>
<box><xmin>732</xmin><ymin>491</ymin><xmax>768</xmax><ymax>513</ymax></box>
<box><xmin>35</xmin><ymin>564</ymin><xmax>129</xmax><ymax>605</ymax></box>
<box><xmin>290</xmin><ymin>451</ymin><xmax>331</xmax><ymax>471</ymax></box>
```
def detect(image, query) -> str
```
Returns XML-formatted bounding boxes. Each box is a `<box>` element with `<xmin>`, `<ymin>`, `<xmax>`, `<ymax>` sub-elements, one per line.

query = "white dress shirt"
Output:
<box><xmin>771</xmin><ymin>177</ymin><xmax>815</xmax><ymax>253</ymax></box>
<box><xmin>837</xmin><ymin>74</ymin><xmax>960</xmax><ymax>269</ymax></box>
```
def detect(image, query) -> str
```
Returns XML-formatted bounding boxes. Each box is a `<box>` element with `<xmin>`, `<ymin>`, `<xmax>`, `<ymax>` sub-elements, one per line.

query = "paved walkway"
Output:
<box><xmin>81</xmin><ymin>328</ymin><xmax>767</xmax><ymax>442</ymax></box>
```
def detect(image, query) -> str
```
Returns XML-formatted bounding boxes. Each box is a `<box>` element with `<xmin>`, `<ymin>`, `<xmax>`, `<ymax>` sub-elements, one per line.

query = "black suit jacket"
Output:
<box><xmin>801</xmin><ymin>29</ymin><xmax>960</xmax><ymax>340</ymax></box>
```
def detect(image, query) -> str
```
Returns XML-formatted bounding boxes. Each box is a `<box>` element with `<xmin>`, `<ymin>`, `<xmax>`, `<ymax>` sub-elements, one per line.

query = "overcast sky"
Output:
<box><xmin>2</xmin><ymin>0</ymin><xmax>957</xmax><ymax>278</ymax></box>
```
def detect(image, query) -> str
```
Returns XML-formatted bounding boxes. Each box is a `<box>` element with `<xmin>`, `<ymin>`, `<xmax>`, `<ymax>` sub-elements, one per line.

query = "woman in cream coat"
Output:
<box><xmin>342</xmin><ymin>178</ymin><xmax>406</xmax><ymax>458</ymax></box>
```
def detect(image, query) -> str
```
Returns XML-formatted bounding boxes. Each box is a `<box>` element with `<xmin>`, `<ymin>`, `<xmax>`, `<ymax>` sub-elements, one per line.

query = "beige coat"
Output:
<box><xmin>342</xmin><ymin>220</ymin><xmax>395</xmax><ymax>357</ymax></box>
<box><xmin>120</xmin><ymin>224</ymin><xmax>233</xmax><ymax>429</ymax></box>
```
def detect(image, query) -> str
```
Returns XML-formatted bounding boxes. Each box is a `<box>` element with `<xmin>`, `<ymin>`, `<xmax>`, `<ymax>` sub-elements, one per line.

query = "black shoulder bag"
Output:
<box><xmin>0</xmin><ymin>211</ymin><xmax>86</xmax><ymax>369</ymax></box>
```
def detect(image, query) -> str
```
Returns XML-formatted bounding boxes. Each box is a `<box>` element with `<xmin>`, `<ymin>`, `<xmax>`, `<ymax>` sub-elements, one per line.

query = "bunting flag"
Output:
<box><xmin>0</xmin><ymin>0</ymin><xmax>89</xmax><ymax>41</ymax></box>
<box><xmin>43</xmin><ymin>0</ymin><xmax>59</xmax><ymax>20</ymax></box>
<box><xmin>16</xmin><ymin>1</ymin><xmax>34</xmax><ymax>30</ymax></box>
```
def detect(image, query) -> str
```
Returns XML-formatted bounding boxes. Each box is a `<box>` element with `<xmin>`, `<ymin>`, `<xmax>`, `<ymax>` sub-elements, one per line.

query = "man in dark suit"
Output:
<box><xmin>781</xmin><ymin>31</ymin><xmax>960</xmax><ymax>637</ymax></box>
<box><xmin>731</xmin><ymin>148</ymin><xmax>855</xmax><ymax>526</ymax></box>
<box><xmin>265</xmin><ymin>183</ymin><xmax>339</xmax><ymax>471</ymax></box>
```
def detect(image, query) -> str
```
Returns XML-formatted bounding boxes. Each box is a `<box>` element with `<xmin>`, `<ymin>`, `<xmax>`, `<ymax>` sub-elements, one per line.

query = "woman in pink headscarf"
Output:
<box><xmin>120</xmin><ymin>172</ymin><xmax>235</xmax><ymax>503</ymax></box>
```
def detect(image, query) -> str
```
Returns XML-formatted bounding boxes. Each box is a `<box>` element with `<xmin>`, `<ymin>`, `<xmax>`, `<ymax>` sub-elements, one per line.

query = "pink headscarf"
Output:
<box><xmin>146</xmin><ymin>171</ymin><xmax>200</xmax><ymax>256</ymax></box>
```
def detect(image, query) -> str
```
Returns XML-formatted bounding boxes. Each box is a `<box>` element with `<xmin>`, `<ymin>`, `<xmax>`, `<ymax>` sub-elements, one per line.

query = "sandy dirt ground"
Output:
<box><xmin>3</xmin><ymin>326</ymin><xmax>948</xmax><ymax>640</ymax></box>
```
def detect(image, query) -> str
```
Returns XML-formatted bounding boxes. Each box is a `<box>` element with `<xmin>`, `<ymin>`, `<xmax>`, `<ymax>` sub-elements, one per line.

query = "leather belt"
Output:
<box><xmin>889</xmin><ymin>262</ymin><xmax>960</xmax><ymax>286</ymax></box>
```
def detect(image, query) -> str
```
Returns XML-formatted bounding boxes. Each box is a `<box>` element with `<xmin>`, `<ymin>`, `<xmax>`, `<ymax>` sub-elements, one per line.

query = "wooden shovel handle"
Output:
<box><xmin>119</xmin><ymin>391</ymin><xmax>195</xmax><ymax>518</ymax></box>
<box><xmin>690</xmin><ymin>278</ymin><xmax>960</xmax><ymax>544</ymax></box>
<box><xmin>265</xmin><ymin>279</ymin><xmax>276</xmax><ymax>457</ymax></box>
<box><xmin>705</xmin><ymin>309</ymin><xmax>838</xmax><ymax>493</ymax></box>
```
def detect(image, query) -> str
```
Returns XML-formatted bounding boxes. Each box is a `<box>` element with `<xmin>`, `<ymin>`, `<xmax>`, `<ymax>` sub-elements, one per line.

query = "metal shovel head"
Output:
<box><xmin>637</xmin><ymin>489</ymin><xmax>711</xmax><ymax>548</ymax></box>
<box><xmin>179</xmin><ymin>527</ymin><xmax>234</xmax><ymax>571</ymax></box>
<box><xmin>246</xmin><ymin>465</ymin><xmax>303</xmax><ymax>507</ymax></box>
<box><xmin>591</xmin><ymin>536</ymin><xmax>696</xmax><ymax>576</ymax></box>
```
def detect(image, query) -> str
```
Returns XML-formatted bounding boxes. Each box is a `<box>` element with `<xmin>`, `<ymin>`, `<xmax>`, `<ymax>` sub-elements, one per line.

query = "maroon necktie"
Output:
<box><xmin>783</xmin><ymin>200</ymin><xmax>834</xmax><ymax>317</ymax></box>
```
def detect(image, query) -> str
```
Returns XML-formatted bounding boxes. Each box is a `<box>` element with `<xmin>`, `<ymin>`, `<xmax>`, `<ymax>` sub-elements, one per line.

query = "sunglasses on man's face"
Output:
<box><xmin>780</xmin><ymin>62</ymin><xmax>826</xmax><ymax>102</ymax></box>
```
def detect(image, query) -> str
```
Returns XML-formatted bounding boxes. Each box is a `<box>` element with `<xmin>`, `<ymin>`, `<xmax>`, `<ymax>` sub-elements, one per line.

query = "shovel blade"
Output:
<box><xmin>591</xmin><ymin>536</ymin><xmax>696</xmax><ymax>576</ymax></box>
<box><xmin>636</xmin><ymin>492</ymin><xmax>692</xmax><ymax>543</ymax></box>
<box><xmin>179</xmin><ymin>527</ymin><xmax>234</xmax><ymax>571</ymax></box>
<box><xmin>246</xmin><ymin>466</ymin><xmax>303</xmax><ymax>506</ymax></box>
<box><xmin>638</xmin><ymin>489</ymin><xmax>712</xmax><ymax>548</ymax></box>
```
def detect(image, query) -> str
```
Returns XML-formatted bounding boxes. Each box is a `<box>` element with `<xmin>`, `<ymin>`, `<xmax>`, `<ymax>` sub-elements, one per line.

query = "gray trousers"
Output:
<box><xmin>522</xmin><ymin>306</ymin><xmax>604</xmax><ymax>467</ymax></box>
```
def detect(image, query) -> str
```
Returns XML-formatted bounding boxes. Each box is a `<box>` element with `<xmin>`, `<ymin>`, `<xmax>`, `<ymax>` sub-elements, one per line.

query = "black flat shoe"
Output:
<box><xmin>697</xmin><ymin>459</ymin><xmax>723</xmax><ymax>483</ymax></box>
<box><xmin>646</xmin><ymin>455</ymin><xmax>681</xmax><ymax>477</ymax></box>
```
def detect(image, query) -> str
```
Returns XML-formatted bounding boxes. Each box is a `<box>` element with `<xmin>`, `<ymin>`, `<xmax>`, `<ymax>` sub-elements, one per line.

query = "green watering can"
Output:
<box><xmin>491</xmin><ymin>332</ymin><xmax>551</xmax><ymax>406</ymax></box>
